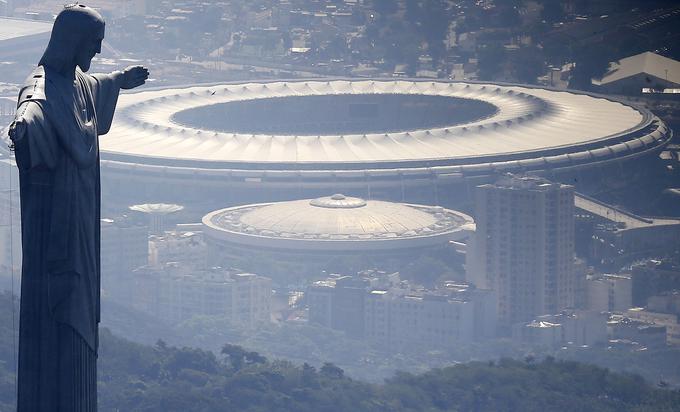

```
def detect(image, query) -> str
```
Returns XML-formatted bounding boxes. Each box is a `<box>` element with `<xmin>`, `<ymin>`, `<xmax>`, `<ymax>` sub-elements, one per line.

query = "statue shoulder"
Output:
<box><xmin>9</xmin><ymin>101</ymin><xmax>45</xmax><ymax>145</ymax></box>
<box><xmin>17</xmin><ymin>66</ymin><xmax>47</xmax><ymax>107</ymax></box>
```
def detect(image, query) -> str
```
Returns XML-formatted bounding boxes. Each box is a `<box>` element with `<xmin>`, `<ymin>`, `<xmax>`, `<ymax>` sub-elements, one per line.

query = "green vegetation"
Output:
<box><xmin>2</xmin><ymin>292</ymin><xmax>680</xmax><ymax>411</ymax></box>
<box><xmin>83</xmin><ymin>333</ymin><xmax>680</xmax><ymax>411</ymax></box>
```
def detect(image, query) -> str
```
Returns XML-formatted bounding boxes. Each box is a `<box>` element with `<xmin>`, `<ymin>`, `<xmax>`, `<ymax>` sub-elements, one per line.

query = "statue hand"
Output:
<box><xmin>120</xmin><ymin>65</ymin><xmax>149</xmax><ymax>90</ymax></box>
<box><xmin>8</xmin><ymin>118</ymin><xmax>27</xmax><ymax>143</ymax></box>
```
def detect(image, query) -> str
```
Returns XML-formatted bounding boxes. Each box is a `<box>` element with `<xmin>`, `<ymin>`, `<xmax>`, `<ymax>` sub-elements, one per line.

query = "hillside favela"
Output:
<box><xmin>1</xmin><ymin>0</ymin><xmax>680</xmax><ymax>411</ymax></box>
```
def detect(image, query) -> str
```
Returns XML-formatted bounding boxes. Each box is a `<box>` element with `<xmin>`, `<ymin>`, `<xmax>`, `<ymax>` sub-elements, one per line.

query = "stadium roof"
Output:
<box><xmin>202</xmin><ymin>194</ymin><xmax>474</xmax><ymax>251</ymax></box>
<box><xmin>101</xmin><ymin>79</ymin><xmax>665</xmax><ymax>174</ymax></box>
<box><xmin>595</xmin><ymin>52</ymin><xmax>680</xmax><ymax>86</ymax></box>
<box><xmin>0</xmin><ymin>17</ymin><xmax>52</xmax><ymax>42</ymax></box>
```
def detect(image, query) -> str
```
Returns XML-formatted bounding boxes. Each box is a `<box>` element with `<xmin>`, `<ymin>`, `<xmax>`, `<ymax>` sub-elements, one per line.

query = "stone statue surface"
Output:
<box><xmin>7</xmin><ymin>5</ymin><xmax>148</xmax><ymax>411</ymax></box>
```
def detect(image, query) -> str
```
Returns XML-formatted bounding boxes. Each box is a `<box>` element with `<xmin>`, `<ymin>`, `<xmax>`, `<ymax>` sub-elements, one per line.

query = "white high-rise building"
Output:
<box><xmin>468</xmin><ymin>175</ymin><xmax>576</xmax><ymax>325</ymax></box>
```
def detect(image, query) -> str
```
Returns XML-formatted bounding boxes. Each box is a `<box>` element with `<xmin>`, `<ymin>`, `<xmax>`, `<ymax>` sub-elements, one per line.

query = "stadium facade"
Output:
<box><xmin>4</xmin><ymin>78</ymin><xmax>672</xmax><ymax>211</ymax></box>
<box><xmin>202</xmin><ymin>193</ymin><xmax>474</xmax><ymax>280</ymax></box>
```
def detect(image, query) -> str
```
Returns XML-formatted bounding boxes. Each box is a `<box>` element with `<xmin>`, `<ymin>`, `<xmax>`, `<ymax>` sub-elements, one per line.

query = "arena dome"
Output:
<box><xmin>202</xmin><ymin>194</ymin><xmax>474</xmax><ymax>252</ymax></box>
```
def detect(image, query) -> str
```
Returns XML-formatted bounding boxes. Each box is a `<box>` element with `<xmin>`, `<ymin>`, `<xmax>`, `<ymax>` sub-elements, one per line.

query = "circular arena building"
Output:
<box><xmin>202</xmin><ymin>193</ymin><xmax>474</xmax><ymax>281</ymax></box>
<box><xmin>96</xmin><ymin>79</ymin><xmax>672</xmax><ymax>209</ymax></box>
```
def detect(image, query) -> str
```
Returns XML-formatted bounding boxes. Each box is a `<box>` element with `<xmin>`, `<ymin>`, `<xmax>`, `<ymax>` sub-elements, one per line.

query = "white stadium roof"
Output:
<box><xmin>100</xmin><ymin>79</ymin><xmax>669</xmax><ymax>179</ymax></box>
<box><xmin>0</xmin><ymin>17</ymin><xmax>52</xmax><ymax>42</ymax></box>
<box><xmin>202</xmin><ymin>194</ymin><xmax>474</xmax><ymax>251</ymax></box>
<box><xmin>105</xmin><ymin>80</ymin><xmax>649</xmax><ymax>164</ymax></box>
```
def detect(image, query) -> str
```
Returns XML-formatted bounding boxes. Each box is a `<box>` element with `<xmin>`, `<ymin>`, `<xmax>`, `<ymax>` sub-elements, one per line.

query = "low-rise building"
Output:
<box><xmin>647</xmin><ymin>290</ymin><xmax>680</xmax><ymax>315</ymax></box>
<box><xmin>365</xmin><ymin>291</ymin><xmax>478</xmax><ymax>348</ymax></box>
<box><xmin>592</xmin><ymin>52</ymin><xmax>680</xmax><ymax>95</ymax></box>
<box><xmin>626</xmin><ymin>307</ymin><xmax>679</xmax><ymax>346</ymax></box>
<box><xmin>513</xmin><ymin>321</ymin><xmax>563</xmax><ymax>348</ymax></box>
<box><xmin>149</xmin><ymin>229</ymin><xmax>207</xmax><ymax>269</ymax></box>
<box><xmin>307</xmin><ymin>274</ymin><xmax>496</xmax><ymax>348</ymax></box>
<box><xmin>513</xmin><ymin>310</ymin><xmax>607</xmax><ymax>347</ymax></box>
<box><xmin>125</xmin><ymin>265</ymin><xmax>272</xmax><ymax>327</ymax></box>
<box><xmin>585</xmin><ymin>274</ymin><xmax>632</xmax><ymax>312</ymax></box>
<box><xmin>608</xmin><ymin>315</ymin><xmax>668</xmax><ymax>348</ymax></box>
<box><xmin>100</xmin><ymin>217</ymin><xmax>148</xmax><ymax>293</ymax></box>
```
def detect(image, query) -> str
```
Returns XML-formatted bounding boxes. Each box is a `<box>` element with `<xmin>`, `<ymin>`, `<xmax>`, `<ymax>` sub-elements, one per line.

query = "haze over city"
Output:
<box><xmin>1</xmin><ymin>0</ymin><xmax>680</xmax><ymax>411</ymax></box>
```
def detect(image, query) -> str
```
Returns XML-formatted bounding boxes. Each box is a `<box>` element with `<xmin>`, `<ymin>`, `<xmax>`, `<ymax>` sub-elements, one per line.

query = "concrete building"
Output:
<box><xmin>513</xmin><ymin>320</ymin><xmax>563</xmax><ymax>348</ymax></box>
<box><xmin>365</xmin><ymin>284</ymin><xmax>497</xmax><ymax>348</ymax></box>
<box><xmin>513</xmin><ymin>310</ymin><xmax>607</xmax><ymax>347</ymax></box>
<box><xmin>100</xmin><ymin>217</ymin><xmax>148</xmax><ymax>292</ymax></box>
<box><xmin>148</xmin><ymin>229</ymin><xmax>207</xmax><ymax>269</ymax></box>
<box><xmin>557</xmin><ymin>311</ymin><xmax>608</xmax><ymax>346</ymax></box>
<box><xmin>468</xmin><ymin>175</ymin><xmax>576</xmax><ymax>326</ymax></box>
<box><xmin>307</xmin><ymin>275</ymin><xmax>496</xmax><ymax>348</ymax></box>
<box><xmin>647</xmin><ymin>290</ymin><xmax>680</xmax><ymax>316</ymax></box>
<box><xmin>306</xmin><ymin>280</ymin><xmax>335</xmax><ymax>328</ymax></box>
<box><xmin>367</xmin><ymin>292</ymin><xmax>476</xmax><ymax>348</ymax></box>
<box><xmin>608</xmin><ymin>314</ymin><xmax>668</xmax><ymax>348</ymax></box>
<box><xmin>126</xmin><ymin>265</ymin><xmax>272</xmax><ymax>327</ymax></box>
<box><xmin>593</xmin><ymin>52</ymin><xmax>680</xmax><ymax>95</ymax></box>
<box><xmin>631</xmin><ymin>260</ymin><xmax>680</xmax><ymax>307</ymax></box>
<box><xmin>306</xmin><ymin>275</ymin><xmax>368</xmax><ymax>338</ymax></box>
<box><xmin>626</xmin><ymin>307</ymin><xmax>679</xmax><ymax>346</ymax></box>
<box><xmin>585</xmin><ymin>273</ymin><xmax>633</xmax><ymax>313</ymax></box>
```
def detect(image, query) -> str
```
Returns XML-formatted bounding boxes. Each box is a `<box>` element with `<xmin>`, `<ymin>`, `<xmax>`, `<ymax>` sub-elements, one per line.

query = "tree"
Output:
<box><xmin>221</xmin><ymin>343</ymin><xmax>267</xmax><ymax>371</ymax></box>
<box><xmin>221</xmin><ymin>343</ymin><xmax>248</xmax><ymax>371</ymax></box>
<box><xmin>420</xmin><ymin>1</ymin><xmax>449</xmax><ymax>62</ymax></box>
<box><xmin>320</xmin><ymin>362</ymin><xmax>344</xmax><ymax>379</ymax></box>
<box><xmin>477</xmin><ymin>44</ymin><xmax>507</xmax><ymax>81</ymax></box>
<box><xmin>569</xmin><ymin>46</ymin><xmax>613</xmax><ymax>91</ymax></box>
<box><xmin>509</xmin><ymin>46</ymin><xmax>546</xmax><ymax>84</ymax></box>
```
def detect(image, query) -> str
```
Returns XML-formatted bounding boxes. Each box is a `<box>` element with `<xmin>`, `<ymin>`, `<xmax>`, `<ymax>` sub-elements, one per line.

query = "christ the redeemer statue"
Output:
<box><xmin>7</xmin><ymin>5</ymin><xmax>148</xmax><ymax>411</ymax></box>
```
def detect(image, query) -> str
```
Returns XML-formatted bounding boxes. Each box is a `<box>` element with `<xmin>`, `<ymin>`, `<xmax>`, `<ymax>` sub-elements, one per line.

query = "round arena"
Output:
<box><xmin>202</xmin><ymin>193</ymin><xmax>474</xmax><ymax>280</ymax></box>
<box><xmin>96</xmin><ymin>79</ymin><xmax>671</xmax><ymax>210</ymax></box>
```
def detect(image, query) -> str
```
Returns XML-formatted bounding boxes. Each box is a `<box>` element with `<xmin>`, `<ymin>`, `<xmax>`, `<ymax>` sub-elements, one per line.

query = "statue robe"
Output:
<box><xmin>11</xmin><ymin>65</ymin><xmax>121</xmax><ymax>412</ymax></box>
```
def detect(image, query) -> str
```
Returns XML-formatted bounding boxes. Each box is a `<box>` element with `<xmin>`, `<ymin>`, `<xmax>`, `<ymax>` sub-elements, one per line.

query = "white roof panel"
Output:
<box><xmin>0</xmin><ymin>17</ymin><xmax>52</xmax><ymax>42</ymax></box>
<box><xmin>99</xmin><ymin>79</ymin><xmax>665</xmax><ymax>173</ymax></box>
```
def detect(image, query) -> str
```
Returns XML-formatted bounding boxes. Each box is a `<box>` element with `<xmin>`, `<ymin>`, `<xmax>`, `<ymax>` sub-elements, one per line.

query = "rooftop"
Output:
<box><xmin>97</xmin><ymin>79</ymin><xmax>664</xmax><ymax>175</ymax></box>
<box><xmin>595</xmin><ymin>52</ymin><xmax>680</xmax><ymax>86</ymax></box>
<box><xmin>202</xmin><ymin>194</ymin><xmax>474</xmax><ymax>251</ymax></box>
<box><xmin>0</xmin><ymin>17</ymin><xmax>52</xmax><ymax>42</ymax></box>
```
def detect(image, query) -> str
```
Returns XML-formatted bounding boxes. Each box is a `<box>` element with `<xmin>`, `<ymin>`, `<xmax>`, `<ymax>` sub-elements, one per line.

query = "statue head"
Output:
<box><xmin>39</xmin><ymin>4</ymin><xmax>105</xmax><ymax>74</ymax></box>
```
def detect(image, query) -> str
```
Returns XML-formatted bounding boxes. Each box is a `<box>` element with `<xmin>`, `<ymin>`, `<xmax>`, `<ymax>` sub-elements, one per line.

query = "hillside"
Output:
<box><xmin>1</xmin><ymin>292</ymin><xmax>680</xmax><ymax>411</ymax></box>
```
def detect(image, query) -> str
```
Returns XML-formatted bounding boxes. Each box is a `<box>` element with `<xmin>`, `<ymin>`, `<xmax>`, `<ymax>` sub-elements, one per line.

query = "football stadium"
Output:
<box><xmin>7</xmin><ymin>78</ymin><xmax>673</xmax><ymax>210</ymax></box>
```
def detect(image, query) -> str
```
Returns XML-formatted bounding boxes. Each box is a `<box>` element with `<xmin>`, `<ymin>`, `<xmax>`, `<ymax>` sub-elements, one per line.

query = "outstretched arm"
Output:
<box><xmin>118</xmin><ymin>65</ymin><xmax>149</xmax><ymax>90</ymax></box>
<box><xmin>87</xmin><ymin>66</ymin><xmax>150</xmax><ymax>135</ymax></box>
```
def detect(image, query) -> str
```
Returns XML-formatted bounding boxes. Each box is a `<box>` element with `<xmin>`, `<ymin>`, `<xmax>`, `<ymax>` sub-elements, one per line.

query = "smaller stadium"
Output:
<box><xmin>202</xmin><ymin>194</ymin><xmax>474</xmax><ymax>281</ymax></box>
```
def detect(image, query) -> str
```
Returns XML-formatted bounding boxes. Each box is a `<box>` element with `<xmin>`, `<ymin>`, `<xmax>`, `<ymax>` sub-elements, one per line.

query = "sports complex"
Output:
<box><xmin>19</xmin><ymin>79</ymin><xmax>678</xmax><ymax>208</ymax></box>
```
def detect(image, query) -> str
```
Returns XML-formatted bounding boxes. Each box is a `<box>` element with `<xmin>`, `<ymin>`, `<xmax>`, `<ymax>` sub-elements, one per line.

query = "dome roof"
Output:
<box><xmin>129</xmin><ymin>203</ymin><xmax>184</xmax><ymax>214</ymax></box>
<box><xmin>202</xmin><ymin>195</ymin><xmax>474</xmax><ymax>251</ymax></box>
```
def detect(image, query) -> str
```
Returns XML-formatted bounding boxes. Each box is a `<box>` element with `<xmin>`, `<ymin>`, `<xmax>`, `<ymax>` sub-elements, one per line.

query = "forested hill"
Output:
<box><xmin>1</xmin><ymin>291</ymin><xmax>680</xmax><ymax>411</ymax></box>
